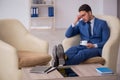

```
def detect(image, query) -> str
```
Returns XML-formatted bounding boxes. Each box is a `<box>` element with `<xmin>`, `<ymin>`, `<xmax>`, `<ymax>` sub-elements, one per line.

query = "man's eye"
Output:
<box><xmin>82</xmin><ymin>14</ymin><xmax>85</xmax><ymax>17</ymax></box>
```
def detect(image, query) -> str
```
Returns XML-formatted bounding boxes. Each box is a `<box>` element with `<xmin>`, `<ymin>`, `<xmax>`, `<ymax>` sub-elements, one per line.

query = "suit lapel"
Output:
<box><xmin>93</xmin><ymin>18</ymin><xmax>98</xmax><ymax>35</ymax></box>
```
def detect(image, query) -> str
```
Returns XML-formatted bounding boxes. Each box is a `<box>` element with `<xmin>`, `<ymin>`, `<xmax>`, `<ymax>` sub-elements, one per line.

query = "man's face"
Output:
<box><xmin>79</xmin><ymin>11</ymin><xmax>92</xmax><ymax>22</ymax></box>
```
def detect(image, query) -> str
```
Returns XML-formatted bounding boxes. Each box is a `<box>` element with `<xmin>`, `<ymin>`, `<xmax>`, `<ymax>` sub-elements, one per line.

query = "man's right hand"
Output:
<box><xmin>73</xmin><ymin>14</ymin><xmax>82</xmax><ymax>25</ymax></box>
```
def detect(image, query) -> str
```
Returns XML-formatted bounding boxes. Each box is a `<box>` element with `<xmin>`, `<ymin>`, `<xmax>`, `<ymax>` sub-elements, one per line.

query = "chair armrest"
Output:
<box><xmin>0</xmin><ymin>19</ymin><xmax>49</xmax><ymax>54</ymax></box>
<box><xmin>62</xmin><ymin>35</ymin><xmax>80</xmax><ymax>51</ymax></box>
<box><xmin>102</xmin><ymin>32</ymin><xmax>120</xmax><ymax>72</ymax></box>
<box><xmin>15</xmin><ymin>33</ymin><xmax>49</xmax><ymax>54</ymax></box>
<box><xmin>0</xmin><ymin>40</ymin><xmax>20</xmax><ymax>80</ymax></box>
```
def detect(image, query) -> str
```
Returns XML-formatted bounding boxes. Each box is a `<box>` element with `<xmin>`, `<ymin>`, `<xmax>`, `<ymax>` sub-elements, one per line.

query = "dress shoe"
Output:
<box><xmin>52</xmin><ymin>45</ymin><xmax>59</xmax><ymax>67</ymax></box>
<box><xmin>57</xmin><ymin>44</ymin><xmax>65</xmax><ymax>66</ymax></box>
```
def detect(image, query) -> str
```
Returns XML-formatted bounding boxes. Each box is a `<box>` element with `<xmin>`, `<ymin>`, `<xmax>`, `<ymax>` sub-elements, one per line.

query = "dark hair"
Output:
<box><xmin>78</xmin><ymin>4</ymin><xmax>92</xmax><ymax>12</ymax></box>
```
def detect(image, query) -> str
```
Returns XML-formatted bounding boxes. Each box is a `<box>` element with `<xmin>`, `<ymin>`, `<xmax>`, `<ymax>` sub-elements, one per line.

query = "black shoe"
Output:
<box><xmin>52</xmin><ymin>45</ymin><xmax>59</xmax><ymax>67</ymax></box>
<box><xmin>57</xmin><ymin>44</ymin><xmax>65</xmax><ymax>65</ymax></box>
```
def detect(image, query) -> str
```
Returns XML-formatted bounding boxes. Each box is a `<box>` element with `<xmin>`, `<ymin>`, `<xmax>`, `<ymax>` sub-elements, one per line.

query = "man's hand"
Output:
<box><xmin>73</xmin><ymin>14</ymin><xmax>82</xmax><ymax>25</ymax></box>
<box><xmin>86</xmin><ymin>43</ymin><xmax>95</xmax><ymax>48</ymax></box>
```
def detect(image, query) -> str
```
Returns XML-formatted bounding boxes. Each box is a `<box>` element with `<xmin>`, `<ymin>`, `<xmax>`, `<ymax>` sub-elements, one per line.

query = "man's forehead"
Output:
<box><xmin>79</xmin><ymin>11</ymin><xmax>86</xmax><ymax>15</ymax></box>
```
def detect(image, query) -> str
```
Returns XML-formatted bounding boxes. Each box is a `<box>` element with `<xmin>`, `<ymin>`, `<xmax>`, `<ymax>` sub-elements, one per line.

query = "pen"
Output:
<box><xmin>46</xmin><ymin>67</ymin><xmax>57</xmax><ymax>74</ymax></box>
<box><xmin>44</xmin><ymin>66</ymin><xmax>52</xmax><ymax>72</ymax></box>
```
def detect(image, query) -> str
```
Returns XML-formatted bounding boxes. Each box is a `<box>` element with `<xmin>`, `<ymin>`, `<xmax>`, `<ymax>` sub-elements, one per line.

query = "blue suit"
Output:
<box><xmin>65</xmin><ymin>17</ymin><xmax>110</xmax><ymax>65</ymax></box>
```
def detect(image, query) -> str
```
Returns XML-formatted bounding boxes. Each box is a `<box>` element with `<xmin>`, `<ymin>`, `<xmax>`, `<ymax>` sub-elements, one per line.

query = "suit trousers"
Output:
<box><xmin>65</xmin><ymin>45</ymin><xmax>102</xmax><ymax>65</ymax></box>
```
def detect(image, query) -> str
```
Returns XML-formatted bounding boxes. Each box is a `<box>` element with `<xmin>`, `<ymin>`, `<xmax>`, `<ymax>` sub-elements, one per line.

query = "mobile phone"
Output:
<box><xmin>57</xmin><ymin>67</ymin><xmax>78</xmax><ymax>77</ymax></box>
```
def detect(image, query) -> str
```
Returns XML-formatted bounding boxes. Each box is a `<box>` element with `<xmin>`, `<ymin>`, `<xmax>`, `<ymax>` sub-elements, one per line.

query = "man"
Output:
<box><xmin>52</xmin><ymin>4</ymin><xmax>110</xmax><ymax>66</ymax></box>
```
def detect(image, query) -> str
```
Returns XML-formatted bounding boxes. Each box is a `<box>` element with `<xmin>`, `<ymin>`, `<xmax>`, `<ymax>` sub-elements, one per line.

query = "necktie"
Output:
<box><xmin>88</xmin><ymin>22</ymin><xmax>91</xmax><ymax>36</ymax></box>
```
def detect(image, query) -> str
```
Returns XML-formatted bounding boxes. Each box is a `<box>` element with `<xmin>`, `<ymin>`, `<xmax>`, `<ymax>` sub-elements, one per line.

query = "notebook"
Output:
<box><xmin>96</xmin><ymin>67</ymin><xmax>113</xmax><ymax>74</ymax></box>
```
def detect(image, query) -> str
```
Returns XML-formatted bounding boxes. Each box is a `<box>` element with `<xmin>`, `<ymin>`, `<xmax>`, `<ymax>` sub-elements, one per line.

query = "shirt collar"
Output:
<box><xmin>90</xmin><ymin>17</ymin><xmax>95</xmax><ymax>24</ymax></box>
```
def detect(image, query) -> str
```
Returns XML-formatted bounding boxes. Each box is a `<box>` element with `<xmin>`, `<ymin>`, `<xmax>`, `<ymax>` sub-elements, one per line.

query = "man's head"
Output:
<box><xmin>78</xmin><ymin>4</ymin><xmax>93</xmax><ymax>22</ymax></box>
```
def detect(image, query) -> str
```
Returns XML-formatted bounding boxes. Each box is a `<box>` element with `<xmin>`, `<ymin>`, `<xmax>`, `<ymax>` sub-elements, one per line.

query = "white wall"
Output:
<box><xmin>55</xmin><ymin>0</ymin><xmax>102</xmax><ymax>28</ymax></box>
<box><xmin>0</xmin><ymin>0</ymin><xmax>117</xmax><ymax>29</ymax></box>
<box><xmin>0</xmin><ymin>0</ymin><xmax>30</xmax><ymax>29</ymax></box>
<box><xmin>103</xmin><ymin>0</ymin><xmax>117</xmax><ymax>16</ymax></box>
<box><xmin>55</xmin><ymin>0</ymin><xmax>117</xmax><ymax>28</ymax></box>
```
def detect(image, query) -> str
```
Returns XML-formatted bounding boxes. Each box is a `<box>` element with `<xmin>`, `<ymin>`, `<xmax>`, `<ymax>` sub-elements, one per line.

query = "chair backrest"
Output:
<box><xmin>0</xmin><ymin>19</ymin><xmax>29</xmax><ymax>49</ymax></box>
<box><xmin>96</xmin><ymin>15</ymin><xmax>120</xmax><ymax>46</ymax></box>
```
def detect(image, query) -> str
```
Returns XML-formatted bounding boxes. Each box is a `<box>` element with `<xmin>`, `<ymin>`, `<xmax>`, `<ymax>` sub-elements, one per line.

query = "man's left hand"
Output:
<box><xmin>86</xmin><ymin>43</ymin><xmax>95</xmax><ymax>48</ymax></box>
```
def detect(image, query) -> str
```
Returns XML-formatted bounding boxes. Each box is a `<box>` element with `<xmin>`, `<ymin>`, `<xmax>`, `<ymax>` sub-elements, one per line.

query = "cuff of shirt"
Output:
<box><xmin>71</xmin><ymin>23</ymin><xmax>75</xmax><ymax>27</ymax></box>
<box><xmin>93</xmin><ymin>44</ymin><xmax>98</xmax><ymax>48</ymax></box>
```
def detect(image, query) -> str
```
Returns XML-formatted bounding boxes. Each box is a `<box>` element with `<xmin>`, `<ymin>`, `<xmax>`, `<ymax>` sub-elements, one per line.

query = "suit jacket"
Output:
<box><xmin>65</xmin><ymin>17</ymin><xmax>110</xmax><ymax>49</ymax></box>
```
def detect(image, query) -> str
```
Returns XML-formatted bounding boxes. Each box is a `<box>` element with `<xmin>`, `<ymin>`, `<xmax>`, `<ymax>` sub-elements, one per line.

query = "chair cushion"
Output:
<box><xmin>82</xmin><ymin>57</ymin><xmax>105</xmax><ymax>65</ymax></box>
<box><xmin>18</xmin><ymin>51</ymin><xmax>51</xmax><ymax>68</ymax></box>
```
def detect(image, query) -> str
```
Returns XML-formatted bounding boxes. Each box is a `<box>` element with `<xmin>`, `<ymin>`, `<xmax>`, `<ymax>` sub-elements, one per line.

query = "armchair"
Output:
<box><xmin>0</xmin><ymin>19</ymin><xmax>51</xmax><ymax>80</ymax></box>
<box><xmin>62</xmin><ymin>15</ymin><xmax>120</xmax><ymax>72</ymax></box>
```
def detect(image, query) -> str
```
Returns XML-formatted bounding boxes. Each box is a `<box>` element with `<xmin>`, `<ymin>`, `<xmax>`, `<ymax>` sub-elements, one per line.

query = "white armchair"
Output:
<box><xmin>0</xmin><ymin>19</ymin><xmax>51</xmax><ymax>80</ymax></box>
<box><xmin>62</xmin><ymin>15</ymin><xmax>120</xmax><ymax>72</ymax></box>
<box><xmin>0</xmin><ymin>40</ymin><xmax>19</xmax><ymax>80</ymax></box>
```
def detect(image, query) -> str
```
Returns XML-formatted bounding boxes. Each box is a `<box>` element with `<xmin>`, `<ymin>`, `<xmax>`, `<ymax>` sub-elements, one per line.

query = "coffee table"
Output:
<box><xmin>22</xmin><ymin>64</ymin><xmax>117</xmax><ymax>80</ymax></box>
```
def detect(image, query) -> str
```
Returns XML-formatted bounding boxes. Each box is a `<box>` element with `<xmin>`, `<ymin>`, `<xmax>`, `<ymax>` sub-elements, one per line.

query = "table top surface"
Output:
<box><xmin>22</xmin><ymin>64</ymin><xmax>117</xmax><ymax>80</ymax></box>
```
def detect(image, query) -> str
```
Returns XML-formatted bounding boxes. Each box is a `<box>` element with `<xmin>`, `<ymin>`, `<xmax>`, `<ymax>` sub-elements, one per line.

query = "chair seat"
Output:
<box><xmin>18</xmin><ymin>51</ymin><xmax>51</xmax><ymax>68</ymax></box>
<box><xmin>82</xmin><ymin>57</ymin><xmax>105</xmax><ymax>65</ymax></box>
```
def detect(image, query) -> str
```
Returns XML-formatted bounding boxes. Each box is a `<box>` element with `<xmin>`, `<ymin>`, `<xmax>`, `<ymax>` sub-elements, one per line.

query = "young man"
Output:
<box><xmin>52</xmin><ymin>4</ymin><xmax>110</xmax><ymax>66</ymax></box>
